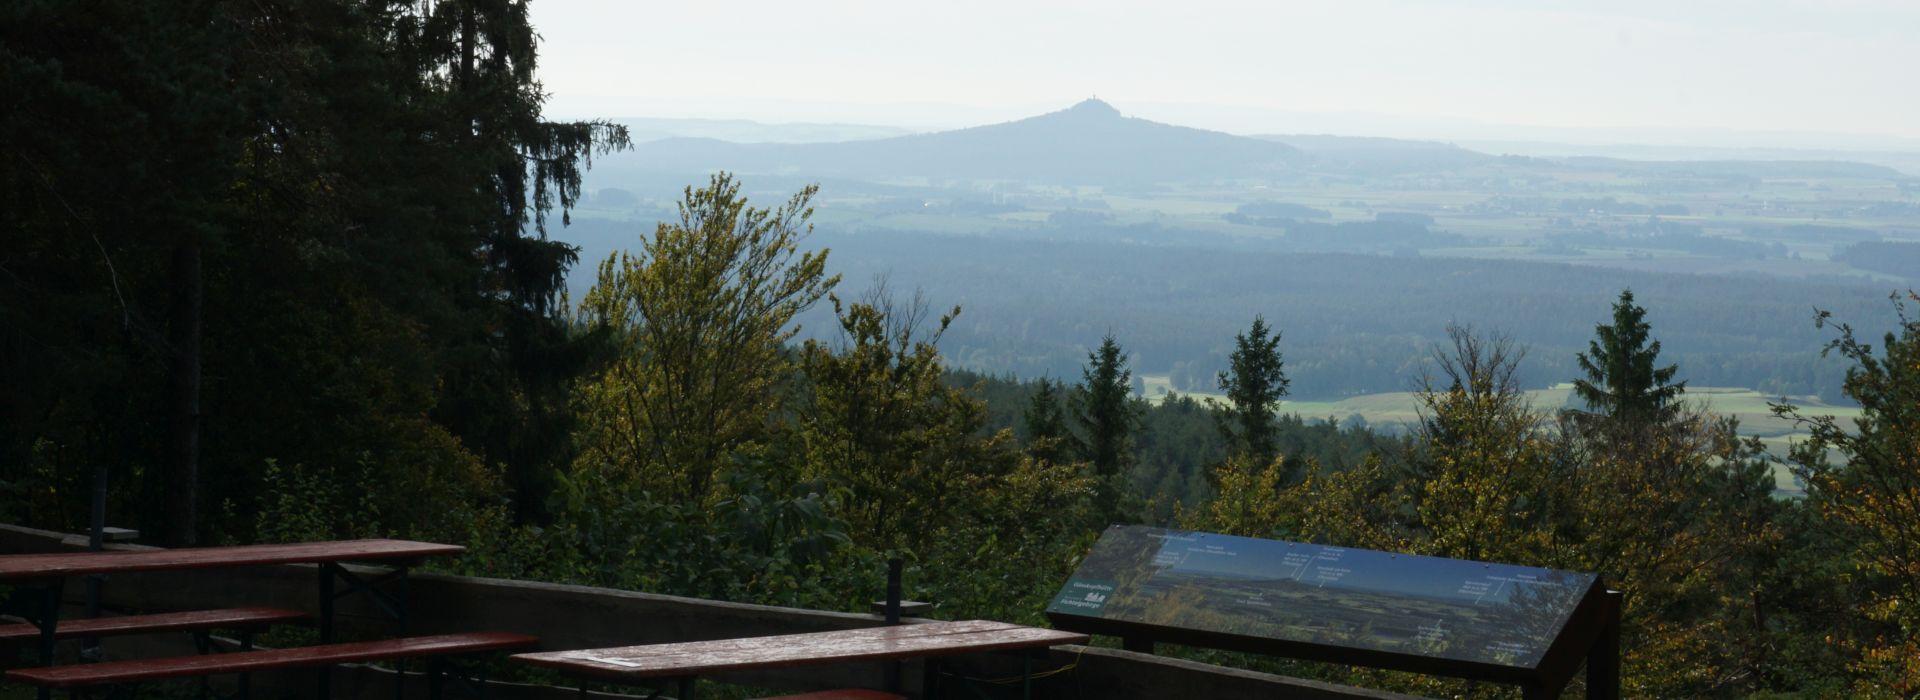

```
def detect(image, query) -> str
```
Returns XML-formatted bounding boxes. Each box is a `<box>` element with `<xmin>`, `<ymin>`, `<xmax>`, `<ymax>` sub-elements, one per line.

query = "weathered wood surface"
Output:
<box><xmin>0</xmin><ymin>607</ymin><xmax>306</xmax><ymax>641</ymax></box>
<box><xmin>0</xmin><ymin>524</ymin><xmax>1418</xmax><ymax>700</ymax></box>
<box><xmin>515</xmin><ymin>620</ymin><xmax>1087</xmax><ymax>680</ymax></box>
<box><xmin>0</xmin><ymin>539</ymin><xmax>462</xmax><ymax>580</ymax></box>
<box><xmin>755</xmin><ymin>690</ymin><xmax>906</xmax><ymax>700</ymax></box>
<box><xmin>5</xmin><ymin>632</ymin><xmax>537</xmax><ymax>688</ymax></box>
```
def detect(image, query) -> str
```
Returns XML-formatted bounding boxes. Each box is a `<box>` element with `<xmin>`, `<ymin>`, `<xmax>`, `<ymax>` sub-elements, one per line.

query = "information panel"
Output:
<box><xmin>1047</xmin><ymin>526</ymin><xmax>1598</xmax><ymax>669</ymax></box>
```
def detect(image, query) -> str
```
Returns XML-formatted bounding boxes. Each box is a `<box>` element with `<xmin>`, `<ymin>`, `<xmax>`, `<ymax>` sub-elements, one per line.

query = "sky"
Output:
<box><xmin>529</xmin><ymin>0</ymin><xmax>1920</xmax><ymax>148</ymax></box>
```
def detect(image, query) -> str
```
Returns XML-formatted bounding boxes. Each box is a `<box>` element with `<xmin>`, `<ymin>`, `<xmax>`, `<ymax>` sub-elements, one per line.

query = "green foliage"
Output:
<box><xmin>543</xmin><ymin>205</ymin><xmax>1104</xmax><ymax>627</ymax></box>
<box><xmin>753</xmin><ymin>228</ymin><xmax>1877</xmax><ymax>400</ymax></box>
<box><xmin>1073</xmin><ymin>335</ymin><xmax>1143</xmax><ymax>523</ymax></box>
<box><xmin>1186</xmin><ymin>325</ymin><xmax>1784</xmax><ymax>696</ymax></box>
<box><xmin>1020</xmin><ymin>378</ymin><xmax>1074</xmax><ymax>464</ymax></box>
<box><xmin>1573</xmin><ymin>289</ymin><xmax>1685</xmax><ymax>424</ymax></box>
<box><xmin>572</xmin><ymin>173</ymin><xmax>836</xmax><ymax>504</ymax></box>
<box><xmin>1213</xmin><ymin>315</ymin><xmax>1290</xmax><ymax>465</ymax></box>
<box><xmin>0</xmin><ymin>0</ymin><xmax>626</xmax><ymax>542</ymax></box>
<box><xmin>1777</xmin><ymin>291</ymin><xmax>1920</xmax><ymax>692</ymax></box>
<box><xmin>6</xmin><ymin>3</ymin><xmax>1912</xmax><ymax>688</ymax></box>
<box><xmin>543</xmin><ymin>453</ymin><xmax>873</xmax><ymax>611</ymax></box>
<box><xmin>797</xmin><ymin>289</ymin><xmax>963</xmax><ymax>546</ymax></box>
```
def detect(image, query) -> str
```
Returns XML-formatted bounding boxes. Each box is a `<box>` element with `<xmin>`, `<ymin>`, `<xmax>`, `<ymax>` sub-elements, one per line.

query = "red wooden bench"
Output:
<box><xmin>0</xmin><ymin>607</ymin><xmax>306</xmax><ymax>643</ymax></box>
<box><xmin>5</xmin><ymin>631</ymin><xmax>536</xmax><ymax>695</ymax></box>
<box><xmin>0</xmin><ymin>539</ymin><xmax>462</xmax><ymax>662</ymax></box>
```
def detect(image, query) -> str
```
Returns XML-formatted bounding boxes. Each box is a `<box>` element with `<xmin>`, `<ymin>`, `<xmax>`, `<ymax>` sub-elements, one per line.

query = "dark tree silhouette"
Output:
<box><xmin>1216</xmin><ymin>315</ymin><xmax>1290</xmax><ymax>464</ymax></box>
<box><xmin>1574</xmin><ymin>290</ymin><xmax>1685</xmax><ymax>424</ymax></box>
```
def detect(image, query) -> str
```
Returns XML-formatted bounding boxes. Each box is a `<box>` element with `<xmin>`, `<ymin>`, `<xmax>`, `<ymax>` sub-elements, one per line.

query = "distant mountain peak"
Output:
<box><xmin>1062</xmin><ymin>98</ymin><xmax>1122</xmax><ymax>118</ymax></box>
<box><xmin>628</xmin><ymin>96</ymin><xmax>1304</xmax><ymax>184</ymax></box>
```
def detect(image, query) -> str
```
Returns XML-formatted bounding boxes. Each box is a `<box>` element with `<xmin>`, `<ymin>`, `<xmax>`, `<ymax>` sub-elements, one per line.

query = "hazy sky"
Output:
<box><xmin>530</xmin><ymin>0</ymin><xmax>1920</xmax><ymax>145</ymax></box>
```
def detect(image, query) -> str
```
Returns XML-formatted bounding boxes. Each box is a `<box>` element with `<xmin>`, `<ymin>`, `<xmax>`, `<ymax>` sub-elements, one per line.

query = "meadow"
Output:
<box><xmin>1140</xmin><ymin>376</ymin><xmax>1858</xmax><ymax>494</ymax></box>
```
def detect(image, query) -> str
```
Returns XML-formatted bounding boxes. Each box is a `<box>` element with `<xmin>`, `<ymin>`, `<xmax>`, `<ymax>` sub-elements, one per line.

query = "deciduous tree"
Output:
<box><xmin>573</xmin><ymin>174</ymin><xmax>837</xmax><ymax>504</ymax></box>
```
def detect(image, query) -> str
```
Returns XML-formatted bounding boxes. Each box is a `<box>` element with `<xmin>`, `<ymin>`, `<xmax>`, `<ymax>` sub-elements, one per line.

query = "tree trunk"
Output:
<box><xmin>165</xmin><ymin>238</ymin><xmax>202</xmax><ymax>546</ymax></box>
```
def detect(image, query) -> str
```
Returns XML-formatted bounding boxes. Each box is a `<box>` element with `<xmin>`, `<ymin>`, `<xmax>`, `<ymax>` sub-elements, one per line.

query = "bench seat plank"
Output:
<box><xmin>514</xmin><ymin>620</ymin><xmax>1086</xmax><ymax>680</ymax></box>
<box><xmin>0</xmin><ymin>540</ymin><xmax>463</xmax><ymax>581</ymax></box>
<box><xmin>5</xmin><ymin>632</ymin><xmax>537</xmax><ymax>688</ymax></box>
<box><xmin>0</xmin><ymin>608</ymin><xmax>307</xmax><ymax>642</ymax></box>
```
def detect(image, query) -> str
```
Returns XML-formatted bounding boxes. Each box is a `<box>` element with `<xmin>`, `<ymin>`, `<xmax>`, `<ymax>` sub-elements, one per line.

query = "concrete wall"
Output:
<box><xmin>0</xmin><ymin>524</ymin><xmax>1413</xmax><ymax>699</ymax></box>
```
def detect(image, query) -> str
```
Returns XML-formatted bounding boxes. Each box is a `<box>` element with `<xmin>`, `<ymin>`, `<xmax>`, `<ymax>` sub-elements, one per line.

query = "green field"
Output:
<box><xmin>1140</xmin><ymin>377</ymin><xmax>1859</xmax><ymax>495</ymax></box>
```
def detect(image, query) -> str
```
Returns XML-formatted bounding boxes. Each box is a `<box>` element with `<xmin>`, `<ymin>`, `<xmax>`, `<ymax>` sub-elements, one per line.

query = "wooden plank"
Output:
<box><xmin>519</xmin><ymin>620</ymin><xmax>1021</xmax><ymax>667</ymax></box>
<box><xmin>0</xmin><ymin>539</ymin><xmax>463</xmax><ymax>581</ymax></box>
<box><xmin>513</xmin><ymin>621</ymin><xmax>1087</xmax><ymax>679</ymax></box>
<box><xmin>756</xmin><ymin>690</ymin><xmax>906</xmax><ymax>700</ymax></box>
<box><xmin>535</xmin><ymin>620</ymin><xmax>1021</xmax><ymax>662</ymax></box>
<box><xmin>4</xmin><ymin>632</ymin><xmax>537</xmax><ymax>688</ymax></box>
<box><xmin>0</xmin><ymin>607</ymin><xmax>307</xmax><ymax>642</ymax></box>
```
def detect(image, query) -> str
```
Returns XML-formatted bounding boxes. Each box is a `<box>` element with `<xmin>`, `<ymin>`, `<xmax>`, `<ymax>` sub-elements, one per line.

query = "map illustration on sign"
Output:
<box><xmin>1047</xmin><ymin>526</ymin><xmax>1599</xmax><ymax>669</ymax></box>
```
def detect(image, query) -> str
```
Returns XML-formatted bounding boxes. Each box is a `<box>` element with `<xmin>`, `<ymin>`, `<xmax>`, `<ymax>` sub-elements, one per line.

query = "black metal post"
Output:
<box><xmin>428</xmin><ymin>659</ymin><xmax>446</xmax><ymax>700</ymax></box>
<box><xmin>31</xmin><ymin>579</ymin><xmax>64</xmax><ymax>700</ymax></box>
<box><xmin>395</xmin><ymin>565</ymin><xmax>409</xmax><ymax>700</ymax></box>
<box><xmin>1587</xmin><ymin>589</ymin><xmax>1623</xmax><ymax>700</ymax></box>
<box><xmin>884</xmin><ymin>558</ymin><xmax>903</xmax><ymax>625</ymax></box>
<box><xmin>81</xmin><ymin>459</ymin><xmax>107</xmax><ymax>665</ymax></box>
<box><xmin>1021</xmin><ymin>651</ymin><xmax>1034</xmax><ymax>700</ymax></box>
<box><xmin>238</xmin><ymin>630</ymin><xmax>254</xmax><ymax>700</ymax></box>
<box><xmin>318</xmin><ymin>563</ymin><xmax>336</xmax><ymax>642</ymax></box>
<box><xmin>317</xmin><ymin>564</ymin><xmax>335</xmax><ymax>699</ymax></box>
<box><xmin>884</xmin><ymin>558</ymin><xmax>903</xmax><ymax>694</ymax></box>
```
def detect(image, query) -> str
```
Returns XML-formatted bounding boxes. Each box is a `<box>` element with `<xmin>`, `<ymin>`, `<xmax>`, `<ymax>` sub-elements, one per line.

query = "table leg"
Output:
<box><xmin>80</xmin><ymin>573</ymin><xmax>104</xmax><ymax>664</ymax></box>
<box><xmin>1021</xmin><ymin>652</ymin><xmax>1033</xmax><ymax>700</ymax></box>
<box><xmin>315</xmin><ymin>561</ymin><xmax>416</xmax><ymax>699</ymax></box>
<box><xmin>393</xmin><ymin>566</ymin><xmax>409</xmax><ymax>700</ymax></box>
<box><xmin>318</xmin><ymin>563</ymin><xmax>338</xmax><ymax>641</ymax></box>
<box><xmin>238</xmin><ymin>630</ymin><xmax>255</xmax><ymax>700</ymax></box>
<box><xmin>5</xmin><ymin>580</ymin><xmax>66</xmax><ymax>700</ymax></box>
<box><xmin>5</xmin><ymin>579</ymin><xmax>68</xmax><ymax>666</ymax></box>
<box><xmin>317</xmin><ymin>564</ymin><xmax>335</xmax><ymax>700</ymax></box>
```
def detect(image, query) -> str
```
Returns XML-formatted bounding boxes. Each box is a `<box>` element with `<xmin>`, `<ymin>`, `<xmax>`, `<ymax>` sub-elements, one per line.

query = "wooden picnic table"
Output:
<box><xmin>0</xmin><ymin>539</ymin><xmax>462</xmax><ymax>581</ymax></box>
<box><xmin>514</xmin><ymin>620</ymin><xmax>1088</xmax><ymax>699</ymax></box>
<box><xmin>0</xmin><ymin>538</ymin><xmax>465</xmax><ymax>700</ymax></box>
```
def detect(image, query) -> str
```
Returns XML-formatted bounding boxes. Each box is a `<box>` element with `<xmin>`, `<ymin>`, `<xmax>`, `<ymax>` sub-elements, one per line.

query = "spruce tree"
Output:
<box><xmin>1021</xmin><ymin>378</ymin><xmax>1074</xmax><ymax>464</ymax></box>
<box><xmin>1073</xmin><ymin>335</ymin><xmax>1140</xmax><ymax>520</ymax></box>
<box><xmin>1</xmin><ymin>0</ymin><xmax>628</xmax><ymax>540</ymax></box>
<box><xmin>1216</xmin><ymin>315</ymin><xmax>1290</xmax><ymax>464</ymax></box>
<box><xmin>1574</xmin><ymin>290</ymin><xmax>1685</xmax><ymax>423</ymax></box>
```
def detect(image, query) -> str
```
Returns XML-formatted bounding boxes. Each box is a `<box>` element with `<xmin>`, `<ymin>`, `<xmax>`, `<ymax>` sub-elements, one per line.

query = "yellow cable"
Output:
<box><xmin>950</xmin><ymin>644</ymin><xmax>1086</xmax><ymax>685</ymax></box>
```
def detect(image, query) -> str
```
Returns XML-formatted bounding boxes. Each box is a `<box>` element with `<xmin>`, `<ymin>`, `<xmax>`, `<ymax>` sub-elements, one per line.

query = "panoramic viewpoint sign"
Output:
<box><xmin>1047</xmin><ymin>526</ymin><xmax>1621</xmax><ymax>699</ymax></box>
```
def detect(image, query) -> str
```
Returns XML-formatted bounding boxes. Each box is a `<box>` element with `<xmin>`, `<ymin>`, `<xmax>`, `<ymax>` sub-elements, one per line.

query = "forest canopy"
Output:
<box><xmin>4</xmin><ymin>2</ymin><xmax>1920</xmax><ymax>697</ymax></box>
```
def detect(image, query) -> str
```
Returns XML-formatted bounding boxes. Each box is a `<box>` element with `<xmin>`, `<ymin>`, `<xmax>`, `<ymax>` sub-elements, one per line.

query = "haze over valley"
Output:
<box><xmin>556</xmin><ymin>99</ymin><xmax>1915</xmax><ymax>426</ymax></box>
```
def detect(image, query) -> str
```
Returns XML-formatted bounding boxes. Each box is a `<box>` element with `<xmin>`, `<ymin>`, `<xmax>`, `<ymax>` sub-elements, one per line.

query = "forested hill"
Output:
<box><xmin>556</xmin><ymin>217</ymin><xmax>1890</xmax><ymax>401</ymax></box>
<box><xmin>616</xmin><ymin>99</ymin><xmax>1303</xmax><ymax>184</ymax></box>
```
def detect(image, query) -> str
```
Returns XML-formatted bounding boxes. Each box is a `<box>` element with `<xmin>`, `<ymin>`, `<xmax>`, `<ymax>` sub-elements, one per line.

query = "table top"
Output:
<box><xmin>512</xmin><ymin>620</ymin><xmax>1089</xmax><ymax>679</ymax></box>
<box><xmin>0</xmin><ymin>539</ymin><xmax>463</xmax><ymax>581</ymax></box>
